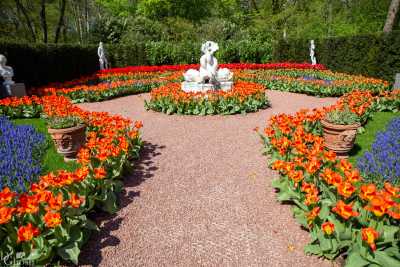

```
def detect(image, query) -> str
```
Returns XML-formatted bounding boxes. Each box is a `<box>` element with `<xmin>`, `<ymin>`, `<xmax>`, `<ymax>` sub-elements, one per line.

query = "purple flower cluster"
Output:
<box><xmin>0</xmin><ymin>116</ymin><xmax>46</xmax><ymax>192</ymax></box>
<box><xmin>357</xmin><ymin>117</ymin><xmax>400</xmax><ymax>186</ymax></box>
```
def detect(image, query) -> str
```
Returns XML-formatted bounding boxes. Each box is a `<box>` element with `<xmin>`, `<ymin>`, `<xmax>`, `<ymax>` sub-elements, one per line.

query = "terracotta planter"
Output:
<box><xmin>48</xmin><ymin>124</ymin><xmax>86</xmax><ymax>161</ymax></box>
<box><xmin>321</xmin><ymin>119</ymin><xmax>361</xmax><ymax>158</ymax></box>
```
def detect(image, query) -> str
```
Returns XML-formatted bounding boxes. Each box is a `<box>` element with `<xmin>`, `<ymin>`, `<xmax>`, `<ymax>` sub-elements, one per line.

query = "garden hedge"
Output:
<box><xmin>2</xmin><ymin>31</ymin><xmax>400</xmax><ymax>88</ymax></box>
<box><xmin>0</xmin><ymin>42</ymin><xmax>98</xmax><ymax>88</ymax></box>
<box><xmin>273</xmin><ymin>31</ymin><xmax>400</xmax><ymax>83</ymax></box>
<box><xmin>0</xmin><ymin>40</ymin><xmax>272</xmax><ymax>88</ymax></box>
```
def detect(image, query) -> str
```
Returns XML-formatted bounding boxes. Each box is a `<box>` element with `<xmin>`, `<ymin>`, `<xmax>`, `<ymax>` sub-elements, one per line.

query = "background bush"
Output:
<box><xmin>2</xmin><ymin>30</ymin><xmax>400</xmax><ymax>88</ymax></box>
<box><xmin>273</xmin><ymin>31</ymin><xmax>400</xmax><ymax>83</ymax></box>
<box><xmin>0</xmin><ymin>41</ymin><xmax>98</xmax><ymax>88</ymax></box>
<box><xmin>0</xmin><ymin>40</ymin><xmax>272</xmax><ymax>88</ymax></box>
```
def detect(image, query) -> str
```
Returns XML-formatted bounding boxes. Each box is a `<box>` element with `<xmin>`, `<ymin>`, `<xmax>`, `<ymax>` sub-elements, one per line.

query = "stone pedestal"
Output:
<box><xmin>181</xmin><ymin>81</ymin><xmax>233</xmax><ymax>93</ymax></box>
<box><xmin>394</xmin><ymin>73</ymin><xmax>400</xmax><ymax>89</ymax></box>
<box><xmin>10</xmin><ymin>83</ymin><xmax>27</xmax><ymax>97</ymax></box>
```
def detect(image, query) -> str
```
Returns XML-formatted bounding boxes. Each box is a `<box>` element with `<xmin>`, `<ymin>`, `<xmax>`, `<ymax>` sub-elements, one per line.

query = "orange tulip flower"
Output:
<box><xmin>361</xmin><ymin>227</ymin><xmax>379</xmax><ymax>251</ymax></box>
<box><xmin>44</xmin><ymin>211</ymin><xmax>62</xmax><ymax>228</ymax></box>
<box><xmin>94</xmin><ymin>167</ymin><xmax>107</xmax><ymax>179</ymax></box>
<box><xmin>332</xmin><ymin>200</ymin><xmax>358</xmax><ymax>220</ymax></box>
<box><xmin>360</xmin><ymin>184</ymin><xmax>377</xmax><ymax>201</ymax></box>
<box><xmin>0</xmin><ymin>206</ymin><xmax>15</xmax><ymax>225</ymax></box>
<box><xmin>0</xmin><ymin>187</ymin><xmax>16</xmax><ymax>206</ymax></box>
<box><xmin>322</xmin><ymin>221</ymin><xmax>335</xmax><ymax>235</ymax></box>
<box><xmin>337</xmin><ymin>181</ymin><xmax>356</xmax><ymax>199</ymax></box>
<box><xmin>17</xmin><ymin>223</ymin><xmax>40</xmax><ymax>243</ymax></box>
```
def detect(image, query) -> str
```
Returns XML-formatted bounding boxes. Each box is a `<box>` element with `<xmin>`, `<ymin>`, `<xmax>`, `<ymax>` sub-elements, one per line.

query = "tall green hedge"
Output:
<box><xmin>272</xmin><ymin>31</ymin><xmax>400</xmax><ymax>83</ymax></box>
<box><xmin>3</xmin><ymin>33</ymin><xmax>399</xmax><ymax>88</ymax></box>
<box><xmin>0</xmin><ymin>42</ymin><xmax>98</xmax><ymax>88</ymax></box>
<box><xmin>0</xmin><ymin>40</ymin><xmax>272</xmax><ymax>87</ymax></box>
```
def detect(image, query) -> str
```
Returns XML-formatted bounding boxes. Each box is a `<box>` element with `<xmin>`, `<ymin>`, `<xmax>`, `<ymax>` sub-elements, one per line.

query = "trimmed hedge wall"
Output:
<box><xmin>272</xmin><ymin>31</ymin><xmax>400</xmax><ymax>83</ymax></box>
<box><xmin>0</xmin><ymin>42</ymin><xmax>98</xmax><ymax>88</ymax></box>
<box><xmin>0</xmin><ymin>40</ymin><xmax>272</xmax><ymax>88</ymax></box>
<box><xmin>2</xmin><ymin>32</ymin><xmax>399</xmax><ymax>88</ymax></box>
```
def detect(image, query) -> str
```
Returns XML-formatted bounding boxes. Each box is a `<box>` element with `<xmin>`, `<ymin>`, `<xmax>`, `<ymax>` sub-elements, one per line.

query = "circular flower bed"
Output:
<box><xmin>145</xmin><ymin>81</ymin><xmax>269</xmax><ymax>115</ymax></box>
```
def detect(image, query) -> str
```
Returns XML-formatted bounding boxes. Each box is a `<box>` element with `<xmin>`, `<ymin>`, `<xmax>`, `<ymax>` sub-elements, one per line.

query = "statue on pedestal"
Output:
<box><xmin>182</xmin><ymin>41</ymin><xmax>233</xmax><ymax>92</ymax></box>
<box><xmin>98</xmin><ymin>42</ymin><xmax>109</xmax><ymax>70</ymax></box>
<box><xmin>310</xmin><ymin>40</ymin><xmax>317</xmax><ymax>65</ymax></box>
<box><xmin>0</xmin><ymin>54</ymin><xmax>15</xmax><ymax>96</ymax></box>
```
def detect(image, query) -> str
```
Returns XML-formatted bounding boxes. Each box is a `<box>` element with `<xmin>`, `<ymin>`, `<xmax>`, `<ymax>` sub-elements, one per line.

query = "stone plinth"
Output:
<box><xmin>10</xmin><ymin>83</ymin><xmax>27</xmax><ymax>97</ymax></box>
<box><xmin>181</xmin><ymin>81</ymin><xmax>233</xmax><ymax>93</ymax></box>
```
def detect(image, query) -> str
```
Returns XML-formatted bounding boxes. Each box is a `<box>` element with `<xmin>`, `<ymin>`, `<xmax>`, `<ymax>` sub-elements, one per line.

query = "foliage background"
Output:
<box><xmin>0</xmin><ymin>0</ymin><xmax>399</xmax><ymax>86</ymax></box>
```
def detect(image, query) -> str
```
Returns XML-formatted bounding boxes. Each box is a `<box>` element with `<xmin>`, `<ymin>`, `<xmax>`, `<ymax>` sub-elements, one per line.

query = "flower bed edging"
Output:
<box><xmin>0</xmin><ymin>95</ymin><xmax>142</xmax><ymax>265</ymax></box>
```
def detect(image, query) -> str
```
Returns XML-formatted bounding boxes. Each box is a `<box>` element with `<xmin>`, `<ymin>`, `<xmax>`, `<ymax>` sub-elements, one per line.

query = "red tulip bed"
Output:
<box><xmin>1</xmin><ymin>62</ymin><xmax>399</xmax><ymax>266</ymax></box>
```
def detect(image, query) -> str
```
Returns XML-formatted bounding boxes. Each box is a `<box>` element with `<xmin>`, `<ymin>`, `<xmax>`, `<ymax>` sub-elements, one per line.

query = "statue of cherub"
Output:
<box><xmin>184</xmin><ymin>41</ymin><xmax>233</xmax><ymax>84</ymax></box>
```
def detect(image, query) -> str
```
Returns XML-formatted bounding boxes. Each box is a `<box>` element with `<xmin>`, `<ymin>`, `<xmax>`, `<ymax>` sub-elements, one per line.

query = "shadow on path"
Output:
<box><xmin>78</xmin><ymin>141</ymin><xmax>165</xmax><ymax>266</ymax></box>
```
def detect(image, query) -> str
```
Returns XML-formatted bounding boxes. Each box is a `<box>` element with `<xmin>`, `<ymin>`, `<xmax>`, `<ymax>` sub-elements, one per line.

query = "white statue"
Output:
<box><xmin>182</xmin><ymin>41</ymin><xmax>233</xmax><ymax>92</ymax></box>
<box><xmin>183</xmin><ymin>41</ymin><xmax>233</xmax><ymax>83</ymax></box>
<box><xmin>98</xmin><ymin>42</ymin><xmax>109</xmax><ymax>70</ymax></box>
<box><xmin>0</xmin><ymin>54</ymin><xmax>14</xmax><ymax>96</ymax></box>
<box><xmin>310</xmin><ymin>40</ymin><xmax>317</xmax><ymax>65</ymax></box>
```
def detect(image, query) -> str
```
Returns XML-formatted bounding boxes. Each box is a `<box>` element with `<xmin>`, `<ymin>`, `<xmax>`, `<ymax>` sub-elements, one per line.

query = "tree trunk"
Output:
<box><xmin>54</xmin><ymin>0</ymin><xmax>67</xmax><ymax>43</ymax></box>
<box><xmin>14</xmin><ymin>0</ymin><xmax>36</xmax><ymax>41</ymax></box>
<box><xmin>40</xmin><ymin>0</ymin><xmax>48</xmax><ymax>43</ymax></box>
<box><xmin>272</xmin><ymin>0</ymin><xmax>280</xmax><ymax>14</ymax></box>
<box><xmin>383</xmin><ymin>0</ymin><xmax>400</xmax><ymax>33</ymax></box>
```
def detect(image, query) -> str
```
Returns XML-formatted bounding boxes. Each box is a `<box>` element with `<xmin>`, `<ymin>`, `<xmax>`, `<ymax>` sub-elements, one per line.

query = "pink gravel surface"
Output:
<box><xmin>77</xmin><ymin>91</ymin><xmax>338</xmax><ymax>267</ymax></box>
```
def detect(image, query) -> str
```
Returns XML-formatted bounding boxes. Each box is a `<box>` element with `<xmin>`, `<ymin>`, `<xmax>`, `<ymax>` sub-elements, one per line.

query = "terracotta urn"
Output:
<box><xmin>48</xmin><ymin>124</ymin><xmax>86</xmax><ymax>161</ymax></box>
<box><xmin>321</xmin><ymin>119</ymin><xmax>361</xmax><ymax>158</ymax></box>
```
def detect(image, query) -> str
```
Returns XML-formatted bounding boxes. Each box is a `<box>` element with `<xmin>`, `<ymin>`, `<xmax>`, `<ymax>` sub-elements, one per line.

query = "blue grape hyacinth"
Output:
<box><xmin>0</xmin><ymin>116</ymin><xmax>46</xmax><ymax>192</ymax></box>
<box><xmin>357</xmin><ymin>117</ymin><xmax>400</xmax><ymax>186</ymax></box>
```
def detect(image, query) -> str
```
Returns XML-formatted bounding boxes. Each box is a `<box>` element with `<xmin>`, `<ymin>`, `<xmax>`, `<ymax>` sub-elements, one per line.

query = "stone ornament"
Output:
<box><xmin>98</xmin><ymin>42</ymin><xmax>109</xmax><ymax>70</ymax></box>
<box><xmin>182</xmin><ymin>41</ymin><xmax>233</xmax><ymax>92</ymax></box>
<box><xmin>310</xmin><ymin>40</ymin><xmax>317</xmax><ymax>65</ymax></box>
<box><xmin>48</xmin><ymin>124</ymin><xmax>86</xmax><ymax>161</ymax></box>
<box><xmin>0</xmin><ymin>54</ymin><xmax>15</xmax><ymax>96</ymax></box>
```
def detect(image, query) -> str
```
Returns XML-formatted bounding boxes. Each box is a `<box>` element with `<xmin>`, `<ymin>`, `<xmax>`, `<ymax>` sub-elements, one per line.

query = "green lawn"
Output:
<box><xmin>348</xmin><ymin>112</ymin><xmax>400</xmax><ymax>165</ymax></box>
<box><xmin>13</xmin><ymin>118</ymin><xmax>80</xmax><ymax>174</ymax></box>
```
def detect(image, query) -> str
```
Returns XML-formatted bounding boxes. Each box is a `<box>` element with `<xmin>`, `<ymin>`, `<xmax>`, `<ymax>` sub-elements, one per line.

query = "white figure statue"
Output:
<box><xmin>183</xmin><ymin>41</ymin><xmax>233</xmax><ymax>84</ymax></box>
<box><xmin>0</xmin><ymin>54</ymin><xmax>15</xmax><ymax>96</ymax></box>
<box><xmin>98</xmin><ymin>42</ymin><xmax>109</xmax><ymax>70</ymax></box>
<box><xmin>310</xmin><ymin>40</ymin><xmax>317</xmax><ymax>65</ymax></box>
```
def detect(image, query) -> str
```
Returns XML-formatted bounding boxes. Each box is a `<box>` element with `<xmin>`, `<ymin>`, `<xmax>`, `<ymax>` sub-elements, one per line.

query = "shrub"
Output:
<box><xmin>0</xmin><ymin>41</ymin><xmax>98</xmax><ymax>88</ymax></box>
<box><xmin>273</xmin><ymin>31</ymin><xmax>400</xmax><ymax>83</ymax></box>
<box><xmin>0</xmin><ymin>116</ymin><xmax>46</xmax><ymax>192</ymax></box>
<box><xmin>357</xmin><ymin>117</ymin><xmax>400</xmax><ymax>186</ymax></box>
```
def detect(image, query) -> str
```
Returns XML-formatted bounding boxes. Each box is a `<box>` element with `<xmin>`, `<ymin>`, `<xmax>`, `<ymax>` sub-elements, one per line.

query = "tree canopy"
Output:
<box><xmin>0</xmin><ymin>0</ymin><xmax>398</xmax><ymax>44</ymax></box>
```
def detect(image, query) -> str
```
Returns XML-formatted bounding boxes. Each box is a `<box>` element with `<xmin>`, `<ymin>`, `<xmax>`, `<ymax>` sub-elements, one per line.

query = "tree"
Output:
<box><xmin>54</xmin><ymin>0</ymin><xmax>66</xmax><ymax>43</ymax></box>
<box><xmin>14</xmin><ymin>0</ymin><xmax>37</xmax><ymax>41</ymax></box>
<box><xmin>383</xmin><ymin>0</ymin><xmax>400</xmax><ymax>33</ymax></box>
<box><xmin>40</xmin><ymin>0</ymin><xmax>48</xmax><ymax>43</ymax></box>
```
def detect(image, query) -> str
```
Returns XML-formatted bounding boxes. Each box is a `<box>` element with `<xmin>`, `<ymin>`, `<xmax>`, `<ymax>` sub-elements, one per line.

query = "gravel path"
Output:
<box><xmin>78</xmin><ymin>91</ymin><xmax>337</xmax><ymax>267</ymax></box>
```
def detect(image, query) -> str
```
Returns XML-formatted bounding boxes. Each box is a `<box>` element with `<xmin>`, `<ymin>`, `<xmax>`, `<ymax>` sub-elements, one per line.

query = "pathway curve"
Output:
<box><xmin>78</xmin><ymin>91</ymin><xmax>337</xmax><ymax>267</ymax></box>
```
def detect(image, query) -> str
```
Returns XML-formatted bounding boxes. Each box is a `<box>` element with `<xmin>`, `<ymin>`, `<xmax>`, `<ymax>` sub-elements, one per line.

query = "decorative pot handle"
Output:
<box><xmin>338</xmin><ymin>130</ymin><xmax>357</xmax><ymax>148</ymax></box>
<box><xmin>56</xmin><ymin>134</ymin><xmax>73</xmax><ymax>152</ymax></box>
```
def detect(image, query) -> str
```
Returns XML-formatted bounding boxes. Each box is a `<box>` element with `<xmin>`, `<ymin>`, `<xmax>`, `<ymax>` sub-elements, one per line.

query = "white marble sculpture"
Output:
<box><xmin>98</xmin><ymin>42</ymin><xmax>109</xmax><ymax>70</ymax></box>
<box><xmin>310</xmin><ymin>40</ymin><xmax>317</xmax><ymax>65</ymax></box>
<box><xmin>0</xmin><ymin>54</ymin><xmax>15</xmax><ymax>96</ymax></box>
<box><xmin>182</xmin><ymin>41</ymin><xmax>233</xmax><ymax>92</ymax></box>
